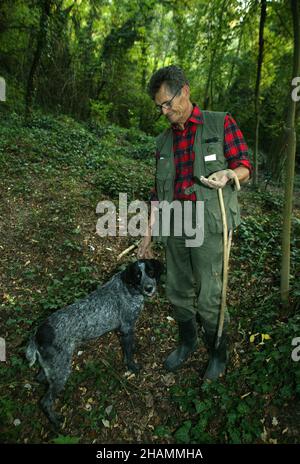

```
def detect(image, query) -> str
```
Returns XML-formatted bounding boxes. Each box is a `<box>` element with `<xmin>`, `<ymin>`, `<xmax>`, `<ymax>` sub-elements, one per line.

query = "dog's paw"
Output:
<box><xmin>40</xmin><ymin>402</ymin><xmax>64</xmax><ymax>430</ymax></box>
<box><xmin>127</xmin><ymin>362</ymin><xmax>141</xmax><ymax>374</ymax></box>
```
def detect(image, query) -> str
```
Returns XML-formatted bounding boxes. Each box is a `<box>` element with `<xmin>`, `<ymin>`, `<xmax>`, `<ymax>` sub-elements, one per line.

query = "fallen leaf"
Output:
<box><xmin>105</xmin><ymin>405</ymin><xmax>113</xmax><ymax>416</ymax></box>
<box><xmin>269</xmin><ymin>438</ymin><xmax>277</xmax><ymax>444</ymax></box>
<box><xmin>162</xmin><ymin>374</ymin><xmax>175</xmax><ymax>387</ymax></box>
<box><xmin>124</xmin><ymin>371</ymin><xmax>136</xmax><ymax>379</ymax></box>
<box><xmin>145</xmin><ymin>394</ymin><xmax>154</xmax><ymax>408</ymax></box>
<box><xmin>250</xmin><ymin>333</ymin><xmax>259</xmax><ymax>343</ymax></box>
<box><xmin>260</xmin><ymin>426</ymin><xmax>268</xmax><ymax>442</ymax></box>
<box><xmin>272</xmin><ymin>417</ymin><xmax>279</xmax><ymax>426</ymax></box>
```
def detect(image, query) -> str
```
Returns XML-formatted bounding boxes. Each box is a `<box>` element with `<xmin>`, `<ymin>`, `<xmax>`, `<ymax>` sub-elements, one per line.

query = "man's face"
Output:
<box><xmin>154</xmin><ymin>82</ymin><xmax>190</xmax><ymax>126</ymax></box>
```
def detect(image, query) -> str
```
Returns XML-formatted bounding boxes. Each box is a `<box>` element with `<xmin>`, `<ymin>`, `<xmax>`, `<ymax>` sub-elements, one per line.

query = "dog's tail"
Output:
<box><xmin>26</xmin><ymin>337</ymin><xmax>38</xmax><ymax>367</ymax></box>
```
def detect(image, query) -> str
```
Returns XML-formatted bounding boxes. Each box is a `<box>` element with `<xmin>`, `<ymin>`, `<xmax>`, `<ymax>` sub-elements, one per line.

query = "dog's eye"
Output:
<box><xmin>147</xmin><ymin>270</ymin><xmax>154</xmax><ymax>278</ymax></box>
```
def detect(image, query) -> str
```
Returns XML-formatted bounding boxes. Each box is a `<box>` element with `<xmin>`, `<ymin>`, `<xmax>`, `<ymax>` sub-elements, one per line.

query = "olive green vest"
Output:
<box><xmin>154</xmin><ymin>110</ymin><xmax>241</xmax><ymax>241</ymax></box>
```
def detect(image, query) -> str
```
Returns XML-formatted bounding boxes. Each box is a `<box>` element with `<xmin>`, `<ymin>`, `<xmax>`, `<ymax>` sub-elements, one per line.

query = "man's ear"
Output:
<box><xmin>182</xmin><ymin>83</ymin><xmax>190</xmax><ymax>98</ymax></box>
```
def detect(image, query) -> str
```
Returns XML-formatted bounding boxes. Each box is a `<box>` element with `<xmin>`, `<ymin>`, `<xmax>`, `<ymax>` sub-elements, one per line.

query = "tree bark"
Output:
<box><xmin>25</xmin><ymin>0</ymin><xmax>52</xmax><ymax>121</ymax></box>
<box><xmin>280</xmin><ymin>0</ymin><xmax>300</xmax><ymax>309</ymax></box>
<box><xmin>203</xmin><ymin>0</ymin><xmax>227</xmax><ymax>110</ymax></box>
<box><xmin>252</xmin><ymin>0</ymin><xmax>267</xmax><ymax>187</ymax></box>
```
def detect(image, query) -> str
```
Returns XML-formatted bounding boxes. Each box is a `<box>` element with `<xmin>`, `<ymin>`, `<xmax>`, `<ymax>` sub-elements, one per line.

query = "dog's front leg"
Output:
<box><xmin>40</xmin><ymin>385</ymin><xmax>64</xmax><ymax>430</ymax></box>
<box><xmin>120</xmin><ymin>328</ymin><xmax>141</xmax><ymax>373</ymax></box>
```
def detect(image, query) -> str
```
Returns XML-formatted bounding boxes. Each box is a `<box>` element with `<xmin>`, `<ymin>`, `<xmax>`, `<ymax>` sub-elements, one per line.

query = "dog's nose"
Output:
<box><xmin>145</xmin><ymin>286</ymin><xmax>154</xmax><ymax>293</ymax></box>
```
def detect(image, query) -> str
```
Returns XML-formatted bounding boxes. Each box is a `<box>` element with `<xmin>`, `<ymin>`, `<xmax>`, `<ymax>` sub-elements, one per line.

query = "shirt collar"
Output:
<box><xmin>189</xmin><ymin>104</ymin><xmax>203</xmax><ymax>124</ymax></box>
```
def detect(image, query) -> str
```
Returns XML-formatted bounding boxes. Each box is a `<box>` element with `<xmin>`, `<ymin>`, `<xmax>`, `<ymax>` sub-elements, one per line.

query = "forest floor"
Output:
<box><xmin>0</xmin><ymin>112</ymin><xmax>299</xmax><ymax>444</ymax></box>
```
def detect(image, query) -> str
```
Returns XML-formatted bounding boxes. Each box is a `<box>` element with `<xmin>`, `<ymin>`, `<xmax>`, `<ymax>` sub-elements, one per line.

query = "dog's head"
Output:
<box><xmin>121</xmin><ymin>259</ymin><xmax>164</xmax><ymax>297</ymax></box>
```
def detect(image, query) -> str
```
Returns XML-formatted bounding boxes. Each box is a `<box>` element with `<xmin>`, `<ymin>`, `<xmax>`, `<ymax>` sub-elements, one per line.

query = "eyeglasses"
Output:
<box><xmin>155</xmin><ymin>87</ymin><xmax>182</xmax><ymax>114</ymax></box>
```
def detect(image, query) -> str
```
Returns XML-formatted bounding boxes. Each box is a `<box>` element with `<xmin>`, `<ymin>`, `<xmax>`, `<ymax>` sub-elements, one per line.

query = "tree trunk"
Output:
<box><xmin>225</xmin><ymin>22</ymin><xmax>243</xmax><ymax>96</ymax></box>
<box><xmin>280</xmin><ymin>0</ymin><xmax>300</xmax><ymax>309</ymax></box>
<box><xmin>203</xmin><ymin>0</ymin><xmax>227</xmax><ymax>110</ymax></box>
<box><xmin>252</xmin><ymin>0</ymin><xmax>267</xmax><ymax>187</ymax></box>
<box><xmin>25</xmin><ymin>0</ymin><xmax>52</xmax><ymax>121</ymax></box>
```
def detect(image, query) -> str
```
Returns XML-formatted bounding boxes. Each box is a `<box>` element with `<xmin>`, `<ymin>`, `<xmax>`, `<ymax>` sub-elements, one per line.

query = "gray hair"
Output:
<box><xmin>147</xmin><ymin>65</ymin><xmax>189</xmax><ymax>100</ymax></box>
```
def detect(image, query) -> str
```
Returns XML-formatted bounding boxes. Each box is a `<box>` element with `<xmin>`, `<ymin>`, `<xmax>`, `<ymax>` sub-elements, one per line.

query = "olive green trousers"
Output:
<box><xmin>165</xmin><ymin>215</ymin><xmax>230</xmax><ymax>332</ymax></box>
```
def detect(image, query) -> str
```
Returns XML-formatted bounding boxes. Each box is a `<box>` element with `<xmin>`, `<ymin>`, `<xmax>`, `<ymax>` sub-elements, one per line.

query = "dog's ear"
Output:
<box><xmin>146</xmin><ymin>259</ymin><xmax>164</xmax><ymax>281</ymax></box>
<box><xmin>121</xmin><ymin>261</ymin><xmax>141</xmax><ymax>287</ymax></box>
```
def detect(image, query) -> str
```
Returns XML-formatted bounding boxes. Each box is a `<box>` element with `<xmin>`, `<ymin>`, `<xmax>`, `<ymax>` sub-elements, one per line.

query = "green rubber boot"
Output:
<box><xmin>164</xmin><ymin>318</ymin><xmax>198</xmax><ymax>371</ymax></box>
<box><xmin>203</xmin><ymin>329</ymin><xmax>228</xmax><ymax>380</ymax></box>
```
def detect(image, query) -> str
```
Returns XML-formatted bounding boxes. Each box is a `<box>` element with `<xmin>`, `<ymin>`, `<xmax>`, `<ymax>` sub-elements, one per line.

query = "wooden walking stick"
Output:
<box><xmin>117</xmin><ymin>240</ymin><xmax>141</xmax><ymax>260</ymax></box>
<box><xmin>215</xmin><ymin>171</ymin><xmax>240</xmax><ymax>350</ymax></box>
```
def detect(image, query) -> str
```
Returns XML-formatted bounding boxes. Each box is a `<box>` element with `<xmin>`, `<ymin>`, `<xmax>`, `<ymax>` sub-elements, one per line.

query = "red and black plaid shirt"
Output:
<box><xmin>152</xmin><ymin>104</ymin><xmax>252</xmax><ymax>201</ymax></box>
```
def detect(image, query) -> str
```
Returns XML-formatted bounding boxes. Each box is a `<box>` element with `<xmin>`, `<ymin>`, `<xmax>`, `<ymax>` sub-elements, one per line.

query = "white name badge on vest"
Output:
<box><xmin>204</xmin><ymin>154</ymin><xmax>217</xmax><ymax>162</ymax></box>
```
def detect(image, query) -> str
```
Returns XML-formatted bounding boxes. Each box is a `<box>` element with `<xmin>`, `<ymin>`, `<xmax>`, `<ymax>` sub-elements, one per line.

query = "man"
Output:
<box><xmin>137</xmin><ymin>65</ymin><xmax>252</xmax><ymax>380</ymax></box>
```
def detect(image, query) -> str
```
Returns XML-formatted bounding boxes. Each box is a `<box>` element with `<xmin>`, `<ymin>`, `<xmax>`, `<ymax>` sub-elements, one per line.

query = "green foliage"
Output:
<box><xmin>0</xmin><ymin>111</ymin><xmax>155</xmax><ymax>174</ymax></box>
<box><xmin>52</xmin><ymin>435</ymin><xmax>81</xmax><ymax>444</ymax></box>
<box><xmin>94</xmin><ymin>154</ymin><xmax>154</xmax><ymax>201</ymax></box>
<box><xmin>169</xmin><ymin>306</ymin><xmax>299</xmax><ymax>444</ymax></box>
<box><xmin>1</xmin><ymin>0</ymin><xmax>298</xmax><ymax>160</ymax></box>
<box><xmin>0</xmin><ymin>108</ymin><xmax>300</xmax><ymax>443</ymax></box>
<box><xmin>40</xmin><ymin>265</ymin><xmax>99</xmax><ymax>312</ymax></box>
<box><xmin>234</xmin><ymin>192</ymin><xmax>299</xmax><ymax>302</ymax></box>
<box><xmin>90</xmin><ymin>100</ymin><xmax>113</xmax><ymax>125</ymax></box>
<box><xmin>167</xmin><ymin>190</ymin><xmax>300</xmax><ymax>444</ymax></box>
<box><xmin>153</xmin><ymin>425</ymin><xmax>172</xmax><ymax>439</ymax></box>
<box><xmin>0</xmin><ymin>397</ymin><xmax>18</xmax><ymax>425</ymax></box>
<box><xmin>174</xmin><ymin>420</ymin><xmax>192</xmax><ymax>444</ymax></box>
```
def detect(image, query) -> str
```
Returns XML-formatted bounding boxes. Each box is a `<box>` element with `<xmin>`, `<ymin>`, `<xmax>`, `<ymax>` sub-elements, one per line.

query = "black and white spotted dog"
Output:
<box><xmin>26</xmin><ymin>259</ymin><xmax>163</xmax><ymax>427</ymax></box>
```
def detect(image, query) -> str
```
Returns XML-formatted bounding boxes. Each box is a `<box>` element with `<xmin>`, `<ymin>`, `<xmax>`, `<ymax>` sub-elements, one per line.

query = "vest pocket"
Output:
<box><xmin>156</xmin><ymin>154</ymin><xmax>173</xmax><ymax>178</ymax></box>
<box><xmin>156</xmin><ymin>154</ymin><xmax>174</xmax><ymax>202</ymax></box>
<box><xmin>204</xmin><ymin>192</ymin><xmax>241</xmax><ymax>234</ymax></box>
<box><xmin>202</xmin><ymin>140</ymin><xmax>227</xmax><ymax>176</ymax></box>
<box><xmin>205</xmin><ymin>198</ymin><xmax>223</xmax><ymax>234</ymax></box>
<box><xmin>228</xmin><ymin>198</ymin><xmax>241</xmax><ymax>230</ymax></box>
<box><xmin>156</xmin><ymin>175</ymin><xmax>174</xmax><ymax>202</ymax></box>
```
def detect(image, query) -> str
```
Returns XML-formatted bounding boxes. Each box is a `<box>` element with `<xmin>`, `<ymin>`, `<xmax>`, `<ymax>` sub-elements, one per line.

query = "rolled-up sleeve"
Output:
<box><xmin>224</xmin><ymin>114</ymin><xmax>253</xmax><ymax>175</ymax></box>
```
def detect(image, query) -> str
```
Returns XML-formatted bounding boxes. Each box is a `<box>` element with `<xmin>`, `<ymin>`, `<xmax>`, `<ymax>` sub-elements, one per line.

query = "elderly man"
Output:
<box><xmin>138</xmin><ymin>65</ymin><xmax>252</xmax><ymax>380</ymax></box>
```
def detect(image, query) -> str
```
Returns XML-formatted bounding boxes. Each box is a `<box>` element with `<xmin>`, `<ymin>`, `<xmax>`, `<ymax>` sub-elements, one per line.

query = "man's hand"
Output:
<box><xmin>200</xmin><ymin>170</ymin><xmax>233</xmax><ymax>189</ymax></box>
<box><xmin>137</xmin><ymin>203</ymin><xmax>158</xmax><ymax>259</ymax></box>
<box><xmin>137</xmin><ymin>233</ymin><xmax>153</xmax><ymax>259</ymax></box>
<box><xmin>200</xmin><ymin>169</ymin><xmax>243</xmax><ymax>190</ymax></box>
